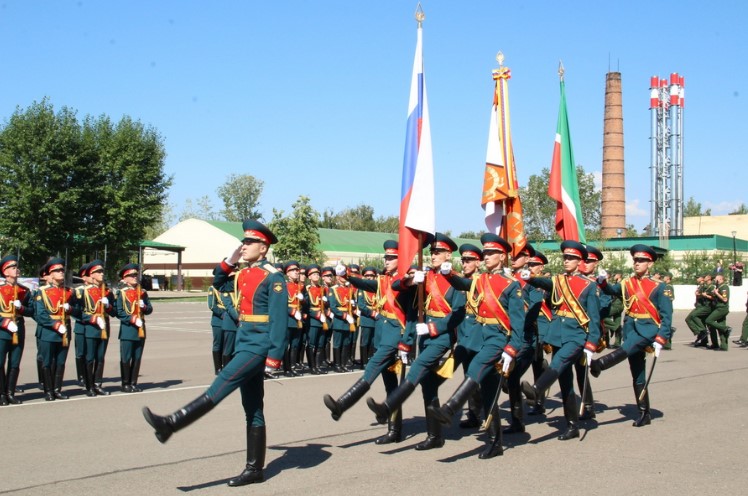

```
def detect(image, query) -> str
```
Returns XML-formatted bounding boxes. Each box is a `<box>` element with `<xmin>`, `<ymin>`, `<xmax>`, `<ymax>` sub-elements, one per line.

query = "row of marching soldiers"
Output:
<box><xmin>321</xmin><ymin>233</ymin><xmax>673</xmax><ymax>459</ymax></box>
<box><xmin>0</xmin><ymin>255</ymin><xmax>152</xmax><ymax>405</ymax></box>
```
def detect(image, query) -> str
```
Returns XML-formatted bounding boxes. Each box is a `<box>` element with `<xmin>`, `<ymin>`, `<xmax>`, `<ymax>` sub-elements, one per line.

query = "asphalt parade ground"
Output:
<box><xmin>2</xmin><ymin>302</ymin><xmax>747</xmax><ymax>495</ymax></box>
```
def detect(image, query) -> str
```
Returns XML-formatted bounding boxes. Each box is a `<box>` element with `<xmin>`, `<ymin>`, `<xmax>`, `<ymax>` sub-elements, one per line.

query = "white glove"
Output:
<box><xmin>100</xmin><ymin>296</ymin><xmax>109</xmax><ymax>306</ymax></box>
<box><xmin>653</xmin><ymin>341</ymin><xmax>663</xmax><ymax>358</ymax></box>
<box><xmin>335</xmin><ymin>263</ymin><xmax>347</xmax><ymax>276</ymax></box>
<box><xmin>345</xmin><ymin>314</ymin><xmax>354</xmax><ymax>324</ymax></box>
<box><xmin>134</xmin><ymin>318</ymin><xmax>143</xmax><ymax>328</ymax></box>
<box><xmin>296</xmin><ymin>293</ymin><xmax>304</xmax><ymax>301</ymax></box>
<box><xmin>503</xmin><ymin>267</ymin><xmax>513</xmax><ymax>276</ymax></box>
<box><xmin>354</xmin><ymin>308</ymin><xmax>361</xmax><ymax>317</ymax></box>
<box><xmin>501</xmin><ymin>352</ymin><xmax>513</xmax><ymax>373</ymax></box>
<box><xmin>57</xmin><ymin>324</ymin><xmax>67</xmax><ymax>335</ymax></box>
<box><xmin>96</xmin><ymin>317</ymin><xmax>106</xmax><ymax>329</ymax></box>
<box><xmin>63</xmin><ymin>303</ymin><xmax>70</xmax><ymax>312</ymax></box>
<box><xmin>6</xmin><ymin>321</ymin><xmax>18</xmax><ymax>333</ymax></box>
<box><xmin>320</xmin><ymin>314</ymin><xmax>327</xmax><ymax>324</ymax></box>
<box><xmin>12</xmin><ymin>300</ymin><xmax>22</xmax><ymax>309</ymax></box>
<box><xmin>440</xmin><ymin>262</ymin><xmax>452</xmax><ymax>275</ymax></box>
<box><xmin>416</xmin><ymin>322</ymin><xmax>429</xmax><ymax>335</ymax></box>
<box><xmin>138</xmin><ymin>299</ymin><xmax>145</xmax><ymax>308</ymax></box>
<box><xmin>322</xmin><ymin>296</ymin><xmax>328</xmax><ymax>302</ymax></box>
<box><xmin>412</xmin><ymin>270</ymin><xmax>425</xmax><ymax>284</ymax></box>
<box><xmin>227</xmin><ymin>245</ymin><xmax>242</xmax><ymax>265</ymax></box>
<box><xmin>597</xmin><ymin>268</ymin><xmax>608</xmax><ymax>279</ymax></box>
<box><xmin>519</xmin><ymin>269</ymin><xmax>531</xmax><ymax>280</ymax></box>
<box><xmin>294</xmin><ymin>310</ymin><xmax>302</xmax><ymax>321</ymax></box>
<box><xmin>583</xmin><ymin>348</ymin><xmax>594</xmax><ymax>365</ymax></box>
<box><xmin>398</xmin><ymin>350</ymin><xmax>409</xmax><ymax>365</ymax></box>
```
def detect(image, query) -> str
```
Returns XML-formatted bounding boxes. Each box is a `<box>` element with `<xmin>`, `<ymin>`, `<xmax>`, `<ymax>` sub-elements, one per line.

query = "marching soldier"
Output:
<box><xmin>604</xmin><ymin>273</ymin><xmax>624</xmax><ymax>349</ymax></box>
<box><xmin>115</xmin><ymin>263</ymin><xmax>153</xmax><ymax>392</ymax></box>
<box><xmin>323</xmin><ymin>240</ymin><xmax>417</xmax><ymax>445</ymax></box>
<box><xmin>328</xmin><ymin>267</ymin><xmax>357</xmax><ymax>373</ymax></box>
<box><xmin>72</xmin><ymin>263</ymin><xmax>90</xmax><ymax>387</ymax></box>
<box><xmin>207</xmin><ymin>268</ymin><xmax>226</xmax><ymax>374</ymax></box>
<box><xmin>348</xmin><ymin>263</ymin><xmax>362</xmax><ymax>368</ymax></box>
<box><xmin>0</xmin><ymin>255</ymin><xmax>34</xmax><ymax>405</ymax></box>
<box><xmin>34</xmin><ymin>258</ymin><xmax>73</xmax><ymax>401</ymax></box>
<box><xmin>428</xmin><ymin>234</ymin><xmax>525</xmax><ymax>459</ymax></box>
<box><xmin>143</xmin><ymin>220</ymin><xmax>288</xmax><ymax>487</ymax></box>
<box><xmin>520</xmin><ymin>241</ymin><xmax>601</xmax><ymax>440</ymax></box>
<box><xmin>81</xmin><ymin>260</ymin><xmax>114</xmax><ymax>396</ymax></box>
<box><xmin>705</xmin><ymin>273</ymin><xmax>731</xmax><ymax>350</ymax></box>
<box><xmin>356</xmin><ymin>266</ymin><xmax>379</xmax><ymax>369</ymax></box>
<box><xmin>283</xmin><ymin>260</ymin><xmax>306</xmax><ymax>376</ymax></box>
<box><xmin>591</xmin><ymin>244</ymin><xmax>673</xmax><ymax>427</ymax></box>
<box><xmin>305</xmin><ymin>264</ymin><xmax>328</xmax><ymax>375</ymax></box>
<box><xmin>527</xmin><ymin>251</ymin><xmax>551</xmax><ymax>416</ymax></box>
<box><xmin>219</xmin><ymin>273</ymin><xmax>238</xmax><ymax>368</ymax></box>
<box><xmin>687</xmin><ymin>274</ymin><xmax>712</xmax><ymax>347</ymax></box>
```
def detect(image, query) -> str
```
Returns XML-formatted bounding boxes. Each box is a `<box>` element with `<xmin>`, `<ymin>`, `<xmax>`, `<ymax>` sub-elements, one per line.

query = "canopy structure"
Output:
<box><xmin>139</xmin><ymin>240</ymin><xmax>186</xmax><ymax>291</ymax></box>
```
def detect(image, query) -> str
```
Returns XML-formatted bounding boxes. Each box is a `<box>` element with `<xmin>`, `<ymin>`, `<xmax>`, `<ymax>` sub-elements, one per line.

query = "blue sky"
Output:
<box><xmin>1</xmin><ymin>1</ymin><xmax>745</xmax><ymax>235</ymax></box>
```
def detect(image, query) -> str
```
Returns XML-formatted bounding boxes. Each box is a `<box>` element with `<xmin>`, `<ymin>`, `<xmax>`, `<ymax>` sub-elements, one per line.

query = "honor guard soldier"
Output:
<box><xmin>662</xmin><ymin>273</ymin><xmax>675</xmax><ymax>349</ymax></box>
<box><xmin>34</xmin><ymin>258</ymin><xmax>74</xmax><ymax>401</ymax></box>
<box><xmin>72</xmin><ymin>263</ymin><xmax>90</xmax><ymax>388</ymax></box>
<box><xmin>356</xmin><ymin>266</ymin><xmax>379</xmax><ymax>368</ymax></box>
<box><xmin>527</xmin><ymin>251</ymin><xmax>551</xmax><ymax>416</ymax></box>
<box><xmin>143</xmin><ymin>220</ymin><xmax>288</xmax><ymax>487</ymax></box>
<box><xmin>218</xmin><ymin>272</ymin><xmax>238</xmax><ymax>368</ymax></box>
<box><xmin>283</xmin><ymin>260</ymin><xmax>305</xmax><ymax>376</ymax></box>
<box><xmin>328</xmin><ymin>265</ymin><xmax>357</xmax><ymax>373</ymax></box>
<box><xmin>591</xmin><ymin>244</ymin><xmax>673</xmax><ymax>427</ymax></box>
<box><xmin>347</xmin><ymin>263</ymin><xmax>362</xmax><ymax>368</ymax></box>
<box><xmin>115</xmin><ymin>263</ymin><xmax>153</xmax><ymax>392</ymax></box>
<box><xmin>305</xmin><ymin>264</ymin><xmax>328</xmax><ymax>374</ymax></box>
<box><xmin>705</xmin><ymin>274</ymin><xmax>731</xmax><ymax>350</ymax></box>
<box><xmin>323</xmin><ymin>240</ymin><xmax>417</xmax><ymax>445</ymax></box>
<box><xmin>429</xmin><ymin>234</ymin><xmax>525</xmax><ymax>459</ymax></box>
<box><xmin>207</xmin><ymin>267</ymin><xmax>226</xmax><ymax>374</ymax></box>
<box><xmin>0</xmin><ymin>255</ymin><xmax>34</xmax><ymax>405</ymax></box>
<box><xmin>520</xmin><ymin>241</ymin><xmax>601</xmax><ymax>440</ymax></box>
<box><xmin>81</xmin><ymin>260</ymin><xmax>114</xmax><ymax>396</ymax></box>
<box><xmin>367</xmin><ymin>233</ymin><xmax>466</xmax><ymax>451</ymax></box>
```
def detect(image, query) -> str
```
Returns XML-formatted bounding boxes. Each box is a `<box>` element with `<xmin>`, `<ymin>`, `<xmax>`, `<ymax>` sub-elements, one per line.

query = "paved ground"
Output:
<box><xmin>1</xmin><ymin>303</ymin><xmax>747</xmax><ymax>495</ymax></box>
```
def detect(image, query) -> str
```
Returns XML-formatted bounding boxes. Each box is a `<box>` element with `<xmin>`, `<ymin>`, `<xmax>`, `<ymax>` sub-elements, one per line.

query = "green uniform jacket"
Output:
<box><xmin>601</xmin><ymin>275</ymin><xmax>673</xmax><ymax>344</ymax></box>
<box><xmin>115</xmin><ymin>286</ymin><xmax>153</xmax><ymax>341</ymax></box>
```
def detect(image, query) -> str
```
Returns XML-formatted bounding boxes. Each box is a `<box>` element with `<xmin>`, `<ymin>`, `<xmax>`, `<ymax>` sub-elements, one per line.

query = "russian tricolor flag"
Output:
<box><xmin>398</xmin><ymin>19</ymin><xmax>435</xmax><ymax>276</ymax></box>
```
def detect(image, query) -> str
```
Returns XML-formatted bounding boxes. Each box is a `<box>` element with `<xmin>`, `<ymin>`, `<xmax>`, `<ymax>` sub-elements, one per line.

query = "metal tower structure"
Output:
<box><xmin>649</xmin><ymin>73</ymin><xmax>684</xmax><ymax>239</ymax></box>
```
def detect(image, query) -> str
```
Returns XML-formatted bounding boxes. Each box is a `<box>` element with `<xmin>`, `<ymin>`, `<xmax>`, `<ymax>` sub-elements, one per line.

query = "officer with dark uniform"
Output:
<box><xmin>328</xmin><ymin>267</ymin><xmax>357</xmax><ymax>373</ymax></box>
<box><xmin>687</xmin><ymin>274</ymin><xmax>713</xmax><ymax>347</ymax></box>
<box><xmin>591</xmin><ymin>244</ymin><xmax>673</xmax><ymax>427</ymax></box>
<box><xmin>429</xmin><ymin>234</ymin><xmax>525</xmax><ymax>459</ymax></box>
<box><xmin>33</xmin><ymin>265</ymin><xmax>50</xmax><ymax>392</ymax></box>
<box><xmin>321</xmin><ymin>266</ymin><xmax>336</xmax><ymax>367</ymax></box>
<box><xmin>207</xmin><ymin>267</ymin><xmax>226</xmax><ymax>374</ymax></box>
<box><xmin>705</xmin><ymin>273</ymin><xmax>731</xmax><ymax>350</ymax></box>
<box><xmin>662</xmin><ymin>273</ymin><xmax>675</xmax><ymax>350</ymax></box>
<box><xmin>34</xmin><ymin>258</ymin><xmax>74</xmax><ymax>401</ymax></box>
<box><xmin>218</xmin><ymin>271</ymin><xmax>238</xmax><ymax>368</ymax></box>
<box><xmin>143</xmin><ymin>220</ymin><xmax>288</xmax><ymax>487</ymax></box>
<box><xmin>115</xmin><ymin>263</ymin><xmax>153</xmax><ymax>392</ymax></box>
<box><xmin>604</xmin><ymin>273</ymin><xmax>624</xmax><ymax>349</ymax></box>
<box><xmin>0</xmin><ymin>255</ymin><xmax>34</xmax><ymax>405</ymax></box>
<box><xmin>347</xmin><ymin>263</ymin><xmax>362</xmax><ymax>368</ymax></box>
<box><xmin>283</xmin><ymin>260</ymin><xmax>305</xmax><ymax>376</ymax></box>
<box><xmin>356</xmin><ymin>266</ymin><xmax>379</xmax><ymax>369</ymax></box>
<box><xmin>305</xmin><ymin>264</ymin><xmax>328</xmax><ymax>374</ymax></box>
<box><xmin>521</xmin><ymin>241</ymin><xmax>601</xmax><ymax>440</ymax></box>
<box><xmin>366</xmin><ymin>233</ymin><xmax>466</xmax><ymax>451</ymax></box>
<box><xmin>72</xmin><ymin>263</ymin><xmax>90</xmax><ymax>388</ymax></box>
<box><xmin>81</xmin><ymin>260</ymin><xmax>114</xmax><ymax>396</ymax></box>
<box><xmin>323</xmin><ymin>240</ymin><xmax>417</xmax><ymax>445</ymax></box>
<box><xmin>527</xmin><ymin>251</ymin><xmax>551</xmax><ymax>416</ymax></box>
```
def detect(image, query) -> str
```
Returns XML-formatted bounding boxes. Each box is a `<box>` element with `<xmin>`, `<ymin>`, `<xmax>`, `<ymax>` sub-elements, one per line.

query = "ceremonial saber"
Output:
<box><xmin>579</xmin><ymin>357</ymin><xmax>590</xmax><ymax>416</ymax></box>
<box><xmin>639</xmin><ymin>354</ymin><xmax>657</xmax><ymax>402</ymax></box>
<box><xmin>481</xmin><ymin>369</ymin><xmax>505</xmax><ymax>430</ymax></box>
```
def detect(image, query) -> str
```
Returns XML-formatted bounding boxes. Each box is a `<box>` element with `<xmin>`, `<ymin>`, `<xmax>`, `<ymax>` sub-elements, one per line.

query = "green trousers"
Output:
<box><xmin>685</xmin><ymin>306</ymin><xmax>710</xmax><ymax>334</ymax></box>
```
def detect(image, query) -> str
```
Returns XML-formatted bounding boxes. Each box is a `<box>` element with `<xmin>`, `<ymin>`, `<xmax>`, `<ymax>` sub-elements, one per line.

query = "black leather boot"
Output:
<box><xmin>503</xmin><ymin>388</ymin><xmax>525</xmax><ymax>434</ymax></box>
<box><xmin>479</xmin><ymin>406</ymin><xmax>503</xmax><ymax>459</ymax></box>
<box><xmin>130</xmin><ymin>359</ymin><xmax>142</xmax><ymax>392</ymax></box>
<box><xmin>75</xmin><ymin>356</ymin><xmax>86</xmax><ymax>387</ymax></box>
<box><xmin>360</xmin><ymin>345</ymin><xmax>369</xmax><ymax>368</ymax></box>
<box><xmin>375</xmin><ymin>409</ymin><xmax>402</xmax><ymax>445</ymax></box>
<box><xmin>212</xmin><ymin>351</ymin><xmax>222</xmax><ymax>375</ymax></box>
<box><xmin>84</xmin><ymin>362</ymin><xmax>97</xmax><ymax>397</ymax></box>
<box><xmin>693</xmin><ymin>330</ymin><xmax>708</xmax><ymax>347</ymax></box>
<box><xmin>340</xmin><ymin>346</ymin><xmax>351</xmax><ymax>372</ymax></box>
<box><xmin>459</xmin><ymin>387</ymin><xmax>483</xmax><ymax>428</ymax></box>
<box><xmin>228</xmin><ymin>426</ymin><xmax>266</xmax><ymax>486</ymax></box>
<box><xmin>590</xmin><ymin>348</ymin><xmax>627</xmax><ymax>378</ymax></box>
<box><xmin>315</xmin><ymin>350</ymin><xmax>328</xmax><ymax>374</ymax></box>
<box><xmin>323</xmin><ymin>378</ymin><xmax>370</xmax><ymax>421</ymax></box>
<box><xmin>7</xmin><ymin>368</ymin><xmax>22</xmax><ymax>404</ymax></box>
<box><xmin>94</xmin><ymin>362</ymin><xmax>110</xmax><ymax>396</ymax></box>
<box><xmin>222</xmin><ymin>354</ymin><xmax>232</xmax><ymax>368</ymax></box>
<box><xmin>367</xmin><ymin>380</ymin><xmax>416</xmax><ymax>425</ymax></box>
<box><xmin>632</xmin><ymin>383</ymin><xmax>651</xmax><ymax>427</ymax></box>
<box><xmin>289</xmin><ymin>348</ymin><xmax>302</xmax><ymax>376</ymax></box>
<box><xmin>522</xmin><ymin>367</ymin><xmax>559</xmax><ymax>405</ymax></box>
<box><xmin>558</xmin><ymin>394</ymin><xmax>580</xmax><ymax>440</ymax></box>
<box><xmin>121</xmin><ymin>362</ymin><xmax>133</xmax><ymax>393</ymax></box>
<box><xmin>53</xmin><ymin>365</ymin><xmax>68</xmax><ymax>400</ymax></box>
<box><xmin>0</xmin><ymin>369</ymin><xmax>8</xmax><ymax>406</ymax></box>
<box><xmin>42</xmin><ymin>367</ymin><xmax>55</xmax><ymax>401</ymax></box>
<box><xmin>429</xmin><ymin>377</ymin><xmax>480</xmax><ymax>426</ymax></box>
<box><xmin>332</xmin><ymin>348</ymin><xmax>344</xmax><ymax>373</ymax></box>
<box><xmin>308</xmin><ymin>347</ymin><xmax>320</xmax><ymax>375</ymax></box>
<box><xmin>283</xmin><ymin>347</ymin><xmax>295</xmax><ymax>377</ymax></box>
<box><xmin>415</xmin><ymin>399</ymin><xmax>445</xmax><ymax>450</ymax></box>
<box><xmin>142</xmin><ymin>394</ymin><xmax>215</xmax><ymax>443</ymax></box>
<box><xmin>37</xmin><ymin>357</ymin><xmax>45</xmax><ymax>391</ymax></box>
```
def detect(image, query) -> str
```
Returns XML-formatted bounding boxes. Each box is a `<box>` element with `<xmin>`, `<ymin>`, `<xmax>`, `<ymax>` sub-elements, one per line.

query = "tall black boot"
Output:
<box><xmin>632</xmin><ymin>383</ymin><xmax>651</xmax><ymax>427</ymax></box>
<box><xmin>375</xmin><ymin>408</ymin><xmax>402</xmax><ymax>445</ymax></box>
<box><xmin>75</xmin><ymin>356</ymin><xmax>86</xmax><ymax>387</ymax></box>
<box><xmin>340</xmin><ymin>346</ymin><xmax>351</xmax><ymax>372</ymax></box>
<box><xmin>142</xmin><ymin>394</ymin><xmax>215</xmax><ymax>443</ymax></box>
<box><xmin>222</xmin><ymin>354</ymin><xmax>232</xmax><ymax>368</ymax></box>
<box><xmin>590</xmin><ymin>348</ymin><xmax>627</xmax><ymax>378</ymax></box>
<box><xmin>429</xmin><ymin>377</ymin><xmax>480</xmax><ymax>426</ymax></box>
<box><xmin>503</xmin><ymin>388</ymin><xmax>525</xmax><ymax>434</ymax></box>
<box><xmin>315</xmin><ymin>350</ymin><xmax>328</xmax><ymax>374</ymax></box>
<box><xmin>130</xmin><ymin>359</ymin><xmax>142</xmax><ymax>392</ymax></box>
<box><xmin>360</xmin><ymin>345</ymin><xmax>369</xmax><ymax>368</ymax></box>
<box><xmin>289</xmin><ymin>347</ymin><xmax>302</xmax><ymax>376</ymax></box>
<box><xmin>0</xmin><ymin>368</ymin><xmax>8</xmax><ymax>406</ymax></box>
<box><xmin>332</xmin><ymin>348</ymin><xmax>343</xmax><ymax>373</ymax></box>
<box><xmin>415</xmin><ymin>399</ymin><xmax>445</xmax><ymax>450</ymax></box>
<box><xmin>212</xmin><ymin>351</ymin><xmax>222</xmax><ymax>375</ymax></box>
<box><xmin>42</xmin><ymin>367</ymin><xmax>55</xmax><ymax>401</ymax></box>
<box><xmin>37</xmin><ymin>357</ymin><xmax>45</xmax><ymax>391</ymax></box>
<box><xmin>459</xmin><ymin>387</ymin><xmax>483</xmax><ymax>428</ymax></box>
<box><xmin>367</xmin><ymin>380</ymin><xmax>416</xmax><ymax>424</ymax></box>
<box><xmin>94</xmin><ymin>362</ymin><xmax>110</xmax><ymax>395</ymax></box>
<box><xmin>283</xmin><ymin>347</ymin><xmax>295</xmax><ymax>377</ymax></box>
<box><xmin>479</xmin><ymin>405</ymin><xmax>503</xmax><ymax>459</ymax></box>
<box><xmin>121</xmin><ymin>362</ymin><xmax>133</xmax><ymax>393</ymax></box>
<box><xmin>323</xmin><ymin>378</ymin><xmax>370</xmax><ymax>421</ymax></box>
<box><xmin>577</xmin><ymin>366</ymin><xmax>595</xmax><ymax>420</ymax></box>
<box><xmin>53</xmin><ymin>365</ymin><xmax>68</xmax><ymax>400</ymax></box>
<box><xmin>522</xmin><ymin>368</ymin><xmax>559</xmax><ymax>405</ymax></box>
<box><xmin>7</xmin><ymin>368</ymin><xmax>22</xmax><ymax>404</ymax></box>
<box><xmin>558</xmin><ymin>394</ymin><xmax>580</xmax><ymax>440</ymax></box>
<box><xmin>228</xmin><ymin>426</ymin><xmax>266</xmax><ymax>486</ymax></box>
<box><xmin>307</xmin><ymin>347</ymin><xmax>320</xmax><ymax>375</ymax></box>
<box><xmin>693</xmin><ymin>330</ymin><xmax>708</xmax><ymax>347</ymax></box>
<box><xmin>84</xmin><ymin>362</ymin><xmax>97</xmax><ymax>397</ymax></box>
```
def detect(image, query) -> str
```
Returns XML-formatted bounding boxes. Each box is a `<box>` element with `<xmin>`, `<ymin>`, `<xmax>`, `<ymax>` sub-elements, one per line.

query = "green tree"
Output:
<box><xmin>457</xmin><ymin>230</ymin><xmax>486</xmax><ymax>240</ymax></box>
<box><xmin>728</xmin><ymin>203</ymin><xmax>748</xmax><ymax>215</ymax></box>
<box><xmin>179</xmin><ymin>195</ymin><xmax>218</xmax><ymax>222</ymax></box>
<box><xmin>217</xmin><ymin>173</ymin><xmax>264</xmax><ymax>222</ymax></box>
<box><xmin>268</xmin><ymin>196</ymin><xmax>324</xmax><ymax>264</ymax></box>
<box><xmin>373</xmin><ymin>215</ymin><xmax>399</xmax><ymax>234</ymax></box>
<box><xmin>519</xmin><ymin>165</ymin><xmax>601</xmax><ymax>241</ymax></box>
<box><xmin>683</xmin><ymin>196</ymin><xmax>711</xmax><ymax>217</ymax></box>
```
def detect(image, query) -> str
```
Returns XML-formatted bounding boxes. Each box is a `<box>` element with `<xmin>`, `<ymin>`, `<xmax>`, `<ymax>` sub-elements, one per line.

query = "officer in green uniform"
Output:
<box><xmin>328</xmin><ymin>268</ymin><xmax>356</xmax><ymax>373</ymax></box>
<box><xmin>347</xmin><ymin>263</ymin><xmax>362</xmax><ymax>369</ymax></box>
<box><xmin>115</xmin><ymin>263</ymin><xmax>153</xmax><ymax>392</ymax></box>
<box><xmin>591</xmin><ymin>244</ymin><xmax>673</xmax><ymax>427</ymax></box>
<box><xmin>283</xmin><ymin>260</ymin><xmax>305</xmax><ymax>376</ymax></box>
<box><xmin>81</xmin><ymin>260</ymin><xmax>114</xmax><ymax>396</ymax></box>
<box><xmin>604</xmin><ymin>273</ymin><xmax>624</xmax><ymax>348</ymax></box>
<box><xmin>356</xmin><ymin>266</ymin><xmax>379</xmax><ymax>369</ymax></box>
<box><xmin>429</xmin><ymin>234</ymin><xmax>525</xmax><ymax>459</ymax></box>
<box><xmin>687</xmin><ymin>274</ymin><xmax>713</xmax><ymax>347</ymax></box>
<box><xmin>72</xmin><ymin>263</ymin><xmax>90</xmax><ymax>388</ymax></box>
<box><xmin>527</xmin><ymin>251</ymin><xmax>551</xmax><ymax>416</ymax></box>
<box><xmin>0</xmin><ymin>255</ymin><xmax>34</xmax><ymax>405</ymax></box>
<box><xmin>366</xmin><ymin>233</ymin><xmax>466</xmax><ymax>451</ymax></box>
<box><xmin>207</xmin><ymin>267</ymin><xmax>226</xmax><ymax>374</ymax></box>
<box><xmin>662</xmin><ymin>273</ymin><xmax>675</xmax><ymax>350</ymax></box>
<box><xmin>705</xmin><ymin>274</ymin><xmax>731</xmax><ymax>350</ymax></box>
<box><xmin>305</xmin><ymin>264</ymin><xmax>328</xmax><ymax>374</ymax></box>
<box><xmin>733</xmin><ymin>294</ymin><xmax>748</xmax><ymax>346</ymax></box>
<box><xmin>218</xmin><ymin>274</ymin><xmax>238</xmax><ymax>368</ymax></box>
<box><xmin>143</xmin><ymin>220</ymin><xmax>288</xmax><ymax>487</ymax></box>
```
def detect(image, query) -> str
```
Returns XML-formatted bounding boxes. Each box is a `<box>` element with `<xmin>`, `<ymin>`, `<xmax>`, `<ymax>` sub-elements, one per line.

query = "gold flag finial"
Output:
<box><xmin>415</xmin><ymin>3</ymin><xmax>425</xmax><ymax>25</ymax></box>
<box><xmin>558</xmin><ymin>60</ymin><xmax>565</xmax><ymax>81</ymax></box>
<box><xmin>496</xmin><ymin>51</ymin><xmax>505</xmax><ymax>68</ymax></box>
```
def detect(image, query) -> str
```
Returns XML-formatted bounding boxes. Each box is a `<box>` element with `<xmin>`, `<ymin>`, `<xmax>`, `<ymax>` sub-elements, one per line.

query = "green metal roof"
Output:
<box><xmin>139</xmin><ymin>240</ymin><xmax>185</xmax><ymax>251</ymax></box>
<box><xmin>532</xmin><ymin>234</ymin><xmax>747</xmax><ymax>253</ymax></box>
<box><xmin>205</xmin><ymin>220</ymin><xmax>245</xmax><ymax>240</ymax></box>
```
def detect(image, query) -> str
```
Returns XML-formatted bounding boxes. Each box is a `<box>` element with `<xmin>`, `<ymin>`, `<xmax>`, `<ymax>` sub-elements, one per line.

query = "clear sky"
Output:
<box><xmin>1</xmin><ymin>1</ymin><xmax>746</xmax><ymax>235</ymax></box>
